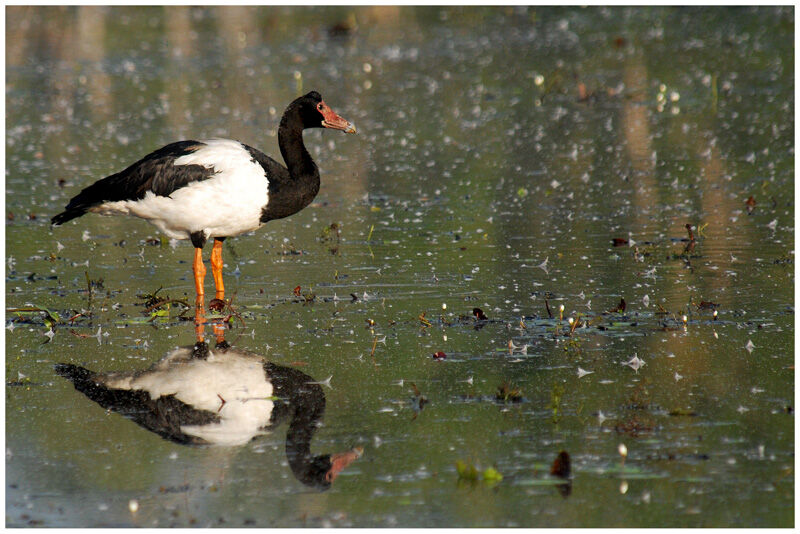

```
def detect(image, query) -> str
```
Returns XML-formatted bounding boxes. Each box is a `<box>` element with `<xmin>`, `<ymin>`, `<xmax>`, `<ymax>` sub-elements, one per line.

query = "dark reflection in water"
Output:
<box><xmin>55</xmin><ymin>328</ymin><xmax>361</xmax><ymax>490</ymax></box>
<box><xmin>550</xmin><ymin>450</ymin><xmax>572</xmax><ymax>499</ymax></box>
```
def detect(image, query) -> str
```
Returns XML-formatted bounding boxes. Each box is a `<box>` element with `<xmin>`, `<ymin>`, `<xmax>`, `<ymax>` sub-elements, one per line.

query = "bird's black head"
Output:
<box><xmin>290</xmin><ymin>91</ymin><xmax>356</xmax><ymax>133</ymax></box>
<box><xmin>288</xmin><ymin>448</ymin><xmax>363</xmax><ymax>490</ymax></box>
<box><xmin>300</xmin><ymin>454</ymin><xmax>337</xmax><ymax>490</ymax></box>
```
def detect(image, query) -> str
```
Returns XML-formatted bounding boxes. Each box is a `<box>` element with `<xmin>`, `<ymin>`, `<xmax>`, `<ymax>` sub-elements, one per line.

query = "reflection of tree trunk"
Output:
<box><xmin>363</xmin><ymin>5</ymin><xmax>402</xmax><ymax>25</ymax></box>
<box><xmin>42</xmin><ymin>8</ymin><xmax>79</xmax><ymax>189</ymax></box>
<box><xmin>165</xmin><ymin>6</ymin><xmax>194</xmax><ymax>138</ymax></box>
<box><xmin>77</xmin><ymin>7</ymin><xmax>112</xmax><ymax>123</ymax></box>
<box><xmin>216</xmin><ymin>6</ymin><xmax>262</xmax><ymax>144</ymax></box>
<box><xmin>698</xmin><ymin>142</ymin><xmax>729</xmax><ymax>266</ymax></box>
<box><xmin>6</xmin><ymin>7</ymin><xmax>33</xmax><ymax>66</ymax></box>
<box><xmin>621</xmin><ymin>53</ymin><xmax>655</xmax><ymax>222</ymax></box>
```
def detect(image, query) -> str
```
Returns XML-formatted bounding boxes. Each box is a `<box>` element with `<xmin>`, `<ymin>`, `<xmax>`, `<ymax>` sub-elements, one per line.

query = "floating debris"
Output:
<box><xmin>622</xmin><ymin>354</ymin><xmax>645</xmax><ymax>372</ymax></box>
<box><xmin>550</xmin><ymin>450</ymin><xmax>571</xmax><ymax>478</ymax></box>
<box><xmin>668</xmin><ymin>408</ymin><xmax>697</xmax><ymax>416</ymax></box>
<box><xmin>577</xmin><ymin>367</ymin><xmax>594</xmax><ymax>378</ymax></box>
<box><xmin>432</xmin><ymin>351</ymin><xmax>447</xmax><ymax>361</ymax></box>
<box><xmin>419</xmin><ymin>312</ymin><xmax>432</xmax><ymax>327</ymax></box>
<box><xmin>745</xmin><ymin>195</ymin><xmax>757</xmax><ymax>214</ymax></box>
<box><xmin>507</xmin><ymin>340</ymin><xmax>528</xmax><ymax>354</ymax></box>
<box><xmin>496</xmin><ymin>381</ymin><xmax>523</xmax><ymax>403</ymax></box>
<box><xmin>537</xmin><ymin>256</ymin><xmax>549</xmax><ymax>273</ymax></box>
<box><xmin>409</xmin><ymin>382</ymin><xmax>428</xmax><ymax>420</ymax></box>
<box><xmin>745</xmin><ymin>340</ymin><xmax>755</xmax><ymax>353</ymax></box>
<box><xmin>306</xmin><ymin>376</ymin><xmax>332</xmax><ymax>389</ymax></box>
<box><xmin>609</xmin><ymin>298</ymin><xmax>626</xmax><ymax>313</ymax></box>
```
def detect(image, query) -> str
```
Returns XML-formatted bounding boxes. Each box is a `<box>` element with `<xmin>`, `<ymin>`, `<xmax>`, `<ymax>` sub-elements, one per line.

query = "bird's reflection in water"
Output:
<box><xmin>55</xmin><ymin>310</ymin><xmax>361</xmax><ymax>490</ymax></box>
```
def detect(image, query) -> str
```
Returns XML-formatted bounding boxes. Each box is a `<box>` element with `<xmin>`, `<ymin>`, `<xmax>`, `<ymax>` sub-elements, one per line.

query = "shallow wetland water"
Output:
<box><xmin>5</xmin><ymin>6</ymin><xmax>794</xmax><ymax>527</ymax></box>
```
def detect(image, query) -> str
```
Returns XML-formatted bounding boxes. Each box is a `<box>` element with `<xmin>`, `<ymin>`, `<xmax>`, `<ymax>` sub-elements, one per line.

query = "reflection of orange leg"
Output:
<box><xmin>213</xmin><ymin>320</ymin><xmax>228</xmax><ymax>348</ymax></box>
<box><xmin>194</xmin><ymin>299</ymin><xmax>206</xmax><ymax>343</ymax></box>
<box><xmin>193</xmin><ymin>247</ymin><xmax>206</xmax><ymax>298</ymax></box>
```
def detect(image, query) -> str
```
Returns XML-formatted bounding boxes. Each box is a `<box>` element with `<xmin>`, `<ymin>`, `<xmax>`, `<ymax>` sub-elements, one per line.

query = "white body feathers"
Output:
<box><xmin>101</xmin><ymin>346</ymin><xmax>274</xmax><ymax>446</ymax></box>
<box><xmin>90</xmin><ymin>139</ymin><xmax>270</xmax><ymax>241</ymax></box>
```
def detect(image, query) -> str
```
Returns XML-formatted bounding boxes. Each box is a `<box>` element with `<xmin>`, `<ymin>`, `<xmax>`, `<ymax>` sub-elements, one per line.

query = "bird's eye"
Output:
<box><xmin>317</xmin><ymin>103</ymin><xmax>324</xmax><ymax>111</ymax></box>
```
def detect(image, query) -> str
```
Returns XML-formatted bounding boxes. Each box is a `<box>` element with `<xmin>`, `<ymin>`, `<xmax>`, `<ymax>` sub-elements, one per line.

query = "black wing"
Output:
<box><xmin>51</xmin><ymin>140</ymin><xmax>214</xmax><ymax>225</ymax></box>
<box><xmin>54</xmin><ymin>363</ymin><xmax>220</xmax><ymax>445</ymax></box>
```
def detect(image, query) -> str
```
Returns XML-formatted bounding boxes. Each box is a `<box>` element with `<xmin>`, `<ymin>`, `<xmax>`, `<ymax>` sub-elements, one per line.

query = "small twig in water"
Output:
<box><xmin>369</xmin><ymin>336</ymin><xmax>378</xmax><ymax>368</ymax></box>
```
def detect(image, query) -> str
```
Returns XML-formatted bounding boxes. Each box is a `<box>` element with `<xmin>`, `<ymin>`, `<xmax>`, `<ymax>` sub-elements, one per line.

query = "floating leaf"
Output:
<box><xmin>456</xmin><ymin>460</ymin><xmax>478</xmax><ymax>480</ymax></box>
<box><xmin>668</xmin><ymin>408</ymin><xmax>698</xmax><ymax>417</ymax></box>
<box><xmin>514</xmin><ymin>478</ymin><xmax>572</xmax><ymax>487</ymax></box>
<box><xmin>7</xmin><ymin>306</ymin><xmax>61</xmax><ymax>325</ymax></box>
<box><xmin>483</xmin><ymin>467</ymin><xmax>503</xmax><ymax>483</ymax></box>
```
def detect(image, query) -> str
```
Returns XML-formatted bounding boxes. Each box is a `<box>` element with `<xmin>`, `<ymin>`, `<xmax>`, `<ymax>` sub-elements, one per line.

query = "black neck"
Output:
<box><xmin>265</xmin><ymin>362</ymin><xmax>332</xmax><ymax>489</ymax></box>
<box><xmin>278</xmin><ymin>108</ymin><xmax>319</xmax><ymax>184</ymax></box>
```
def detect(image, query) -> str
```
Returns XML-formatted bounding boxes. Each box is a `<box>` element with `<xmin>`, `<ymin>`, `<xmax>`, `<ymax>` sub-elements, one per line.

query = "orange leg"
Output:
<box><xmin>193</xmin><ymin>246</ymin><xmax>206</xmax><ymax>298</ymax></box>
<box><xmin>210</xmin><ymin>238</ymin><xmax>225</xmax><ymax>301</ymax></box>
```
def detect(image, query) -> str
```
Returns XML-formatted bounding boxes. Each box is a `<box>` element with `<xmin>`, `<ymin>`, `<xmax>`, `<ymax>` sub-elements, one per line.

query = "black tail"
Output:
<box><xmin>51</xmin><ymin>182</ymin><xmax>109</xmax><ymax>225</ymax></box>
<box><xmin>54</xmin><ymin>363</ymin><xmax>97</xmax><ymax>390</ymax></box>
<box><xmin>51</xmin><ymin>208</ymin><xmax>88</xmax><ymax>226</ymax></box>
<box><xmin>54</xmin><ymin>361</ymin><xmax>217</xmax><ymax>445</ymax></box>
<box><xmin>54</xmin><ymin>363</ymin><xmax>132</xmax><ymax>413</ymax></box>
<box><xmin>51</xmin><ymin>175</ymin><xmax>116</xmax><ymax>226</ymax></box>
<box><xmin>50</xmin><ymin>140</ymin><xmax>209</xmax><ymax>227</ymax></box>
